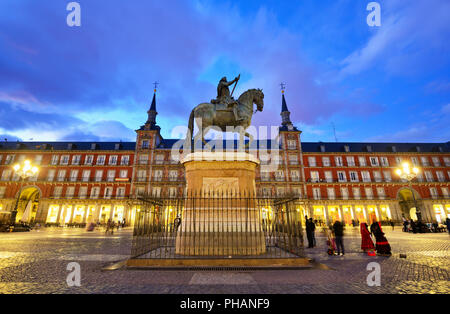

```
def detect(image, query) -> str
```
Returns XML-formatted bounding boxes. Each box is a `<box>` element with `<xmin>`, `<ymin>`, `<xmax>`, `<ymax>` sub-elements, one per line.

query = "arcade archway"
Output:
<box><xmin>397</xmin><ymin>187</ymin><xmax>423</xmax><ymax>220</ymax></box>
<box><xmin>15</xmin><ymin>186</ymin><xmax>40</xmax><ymax>223</ymax></box>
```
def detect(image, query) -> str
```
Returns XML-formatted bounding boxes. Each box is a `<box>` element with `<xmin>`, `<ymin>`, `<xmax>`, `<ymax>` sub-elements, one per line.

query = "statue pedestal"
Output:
<box><xmin>176</xmin><ymin>152</ymin><xmax>266</xmax><ymax>256</ymax></box>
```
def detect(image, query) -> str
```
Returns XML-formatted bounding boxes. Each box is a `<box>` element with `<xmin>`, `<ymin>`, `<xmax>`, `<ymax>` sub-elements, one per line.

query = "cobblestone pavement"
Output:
<box><xmin>0</xmin><ymin>226</ymin><xmax>448</xmax><ymax>294</ymax></box>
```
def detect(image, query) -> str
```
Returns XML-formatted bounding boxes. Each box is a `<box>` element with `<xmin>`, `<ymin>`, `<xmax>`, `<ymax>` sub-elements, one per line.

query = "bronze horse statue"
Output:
<box><xmin>185</xmin><ymin>88</ymin><xmax>264</xmax><ymax>150</ymax></box>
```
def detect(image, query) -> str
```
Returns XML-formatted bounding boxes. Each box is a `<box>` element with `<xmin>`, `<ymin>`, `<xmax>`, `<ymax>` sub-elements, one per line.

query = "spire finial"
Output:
<box><xmin>153</xmin><ymin>81</ymin><xmax>159</xmax><ymax>93</ymax></box>
<box><xmin>280</xmin><ymin>82</ymin><xmax>286</xmax><ymax>94</ymax></box>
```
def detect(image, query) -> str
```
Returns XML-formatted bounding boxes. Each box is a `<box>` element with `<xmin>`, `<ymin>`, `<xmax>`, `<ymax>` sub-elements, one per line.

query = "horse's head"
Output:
<box><xmin>253</xmin><ymin>88</ymin><xmax>264</xmax><ymax>112</ymax></box>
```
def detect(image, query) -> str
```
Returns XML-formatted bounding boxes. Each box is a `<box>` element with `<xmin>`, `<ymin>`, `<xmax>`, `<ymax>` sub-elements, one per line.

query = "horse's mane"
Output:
<box><xmin>238</xmin><ymin>89</ymin><xmax>261</xmax><ymax>101</ymax></box>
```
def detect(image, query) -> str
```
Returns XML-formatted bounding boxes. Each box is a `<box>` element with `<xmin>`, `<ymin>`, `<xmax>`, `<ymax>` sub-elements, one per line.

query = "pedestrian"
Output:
<box><xmin>370</xmin><ymin>221</ymin><xmax>391</xmax><ymax>256</ymax></box>
<box><xmin>410</xmin><ymin>219</ymin><xmax>416</xmax><ymax>234</ymax></box>
<box><xmin>305</xmin><ymin>218</ymin><xmax>313</xmax><ymax>248</ymax></box>
<box><xmin>310</xmin><ymin>218</ymin><xmax>316</xmax><ymax>247</ymax></box>
<box><xmin>402</xmin><ymin>216</ymin><xmax>408</xmax><ymax>232</ymax></box>
<box><xmin>390</xmin><ymin>219</ymin><xmax>395</xmax><ymax>231</ymax></box>
<box><xmin>446</xmin><ymin>217</ymin><xmax>450</xmax><ymax>234</ymax></box>
<box><xmin>360</xmin><ymin>223</ymin><xmax>375</xmax><ymax>252</ymax></box>
<box><xmin>333</xmin><ymin>220</ymin><xmax>345</xmax><ymax>256</ymax></box>
<box><xmin>122</xmin><ymin>218</ymin><xmax>126</xmax><ymax>228</ymax></box>
<box><xmin>174</xmin><ymin>214</ymin><xmax>181</xmax><ymax>232</ymax></box>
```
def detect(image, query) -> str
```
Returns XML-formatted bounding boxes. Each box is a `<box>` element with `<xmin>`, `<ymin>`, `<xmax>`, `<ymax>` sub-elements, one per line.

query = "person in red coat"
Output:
<box><xmin>360</xmin><ymin>223</ymin><xmax>375</xmax><ymax>252</ymax></box>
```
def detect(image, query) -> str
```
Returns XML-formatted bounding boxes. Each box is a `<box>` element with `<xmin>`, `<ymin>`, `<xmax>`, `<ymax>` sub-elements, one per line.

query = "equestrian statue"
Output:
<box><xmin>185</xmin><ymin>74</ymin><xmax>264</xmax><ymax>150</ymax></box>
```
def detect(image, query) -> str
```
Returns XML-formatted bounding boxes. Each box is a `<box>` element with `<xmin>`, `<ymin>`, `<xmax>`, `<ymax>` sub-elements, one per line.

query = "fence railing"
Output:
<box><xmin>131</xmin><ymin>192</ymin><xmax>304</xmax><ymax>260</ymax></box>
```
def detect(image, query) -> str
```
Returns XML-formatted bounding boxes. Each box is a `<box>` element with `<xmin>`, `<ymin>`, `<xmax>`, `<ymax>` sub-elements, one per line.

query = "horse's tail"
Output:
<box><xmin>185</xmin><ymin>109</ymin><xmax>195</xmax><ymax>151</ymax></box>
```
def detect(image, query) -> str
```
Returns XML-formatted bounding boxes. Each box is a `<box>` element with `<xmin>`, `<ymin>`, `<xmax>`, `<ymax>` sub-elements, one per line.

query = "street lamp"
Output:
<box><xmin>10</xmin><ymin>160</ymin><xmax>39</xmax><ymax>225</ymax></box>
<box><xmin>395</xmin><ymin>162</ymin><xmax>421</xmax><ymax>222</ymax></box>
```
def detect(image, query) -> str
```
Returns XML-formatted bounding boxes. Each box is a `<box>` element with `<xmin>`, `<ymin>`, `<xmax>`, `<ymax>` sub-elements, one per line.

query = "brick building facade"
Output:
<box><xmin>0</xmin><ymin>91</ymin><xmax>449</xmax><ymax>226</ymax></box>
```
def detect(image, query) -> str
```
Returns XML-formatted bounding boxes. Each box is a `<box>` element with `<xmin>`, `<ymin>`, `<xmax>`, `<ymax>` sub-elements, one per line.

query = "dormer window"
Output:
<box><xmin>320</xmin><ymin>145</ymin><xmax>325</xmax><ymax>152</ymax></box>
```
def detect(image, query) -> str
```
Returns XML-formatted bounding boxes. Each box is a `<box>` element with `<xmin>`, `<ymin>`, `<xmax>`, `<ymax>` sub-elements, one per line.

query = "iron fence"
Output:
<box><xmin>131</xmin><ymin>192</ymin><xmax>304</xmax><ymax>259</ymax></box>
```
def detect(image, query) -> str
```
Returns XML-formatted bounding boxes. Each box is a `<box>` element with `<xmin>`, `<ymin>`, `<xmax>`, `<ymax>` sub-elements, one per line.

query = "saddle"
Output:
<box><xmin>211</xmin><ymin>99</ymin><xmax>237</xmax><ymax>112</ymax></box>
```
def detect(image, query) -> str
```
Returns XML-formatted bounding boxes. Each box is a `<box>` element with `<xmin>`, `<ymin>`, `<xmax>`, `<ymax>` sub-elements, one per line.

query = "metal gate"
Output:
<box><xmin>131</xmin><ymin>192</ymin><xmax>304</xmax><ymax>260</ymax></box>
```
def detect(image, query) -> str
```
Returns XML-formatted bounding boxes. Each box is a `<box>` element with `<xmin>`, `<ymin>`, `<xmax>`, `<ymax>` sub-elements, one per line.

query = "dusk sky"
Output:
<box><xmin>1</xmin><ymin>0</ymin><xmax>449</xmax><ymax>143</ymax></box>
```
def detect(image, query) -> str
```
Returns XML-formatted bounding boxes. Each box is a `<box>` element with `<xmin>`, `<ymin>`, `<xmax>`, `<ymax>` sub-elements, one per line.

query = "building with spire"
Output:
<box><xmin>0</xmin><ymin>86</ymin><xmax>449</xmax><ymax>228</ymax></box>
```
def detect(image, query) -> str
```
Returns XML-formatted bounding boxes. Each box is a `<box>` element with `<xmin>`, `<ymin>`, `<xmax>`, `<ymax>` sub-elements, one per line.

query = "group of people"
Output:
<box><xmin>360</xmin><ymin>222</ymin><xmax>391</xmax><ymax>256</ymax></box>
<box><xmin>104</xmin><ymin>219</ymin><xmax>126</xmax><ymax>234</ymax></box>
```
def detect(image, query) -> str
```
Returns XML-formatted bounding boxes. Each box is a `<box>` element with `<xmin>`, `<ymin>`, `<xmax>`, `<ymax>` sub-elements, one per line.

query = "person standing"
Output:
<box><xmin>360</xmin><ymin>223</ymin><xmax>375</xmax><ymax>252</ymax></box>
<box><xmin>333</xmin><ymin>220</ymin><xmax>344</xmax><ymax>256</ymax></box>
<box><xmin>305</xmin><ymin>218</ymin><xmax>313</xmax><ymax>248</ymax></box>
<box><xmin>370</xmin><ymin>221</ymin><xmax>391</xmax><ymax>256</ymax></box>
<box><xmin>446</xmin><ymin>217</ymin><xmax>450</xmax><ymax>235</ymax></box>
<box><xmin>310</xmin><ymin>218</ymin><xmax>316</xmax><ymax>247</ymax></box>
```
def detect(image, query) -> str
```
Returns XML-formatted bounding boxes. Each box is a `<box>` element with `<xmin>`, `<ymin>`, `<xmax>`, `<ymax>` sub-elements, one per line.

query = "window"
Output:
<box><xmin>96</xmin><ymin>155</ymin><xmax>106</xmax><ymax>165</ymax></box>
<box><xmin>346</xmin><ymin>156</ymin><xmax>355</xmax><ymax>166</ymax></box>
<box><xmin>60</xmin><ymin>155</ymin><xmax>69</xmax><ymax>165</ymax></box>
<box><xmin>82</xmin><ymin>170</ymin><xmax>91</xmax><ymax>182</ymax></box>
<box><xmin>352</xmin><ymin>187</ymin><xmax>361</xmax><ymax>199</ymax></box>
<box><xmin>289</xmin><ymin>154</ymin><xmax>298</xmax><ymax>165</ymax></box>
<box><xmin>344</xmin><ymin>145</ymin><xmax>350</xmax><ymax>153</ymax></box>
<box><xmin>369</xmin><ymin>157</ymin><xmax>379</xmax><ymax>166</ymax></box>
<box><xmin>90</xmin><ymin>187</ymin><xmax>100</xmax><ymax>199</ymax></box>
<box><xmin>444</xmin><ymin>157</ymin><xmax>450</xmax><ymax>167</ymax></box>
<box><xmin>116</xmin><ymin>187</ymin><xmax>125</xmax><ymax>198</ymax></box>
<box><xmin>377</xmin><ymin>187</ymin><xmax>385</xmax><ymax>199</ymax></box>
<box><xmin>275</xmin><ymin>170</ymin><xmax>284</xmax><ymax>181</ymax></box>
<box><xmin>152</xmin><ymin>187</ymin><xmax>161</xmax><ymax>197</ymax></box>
<box><xmin>436</xmin><ymin>171</ymin><xmax>445</xmax><ymax>182</ymax></box>
<box><xmin>429</xmin><ymin>187</ymin><xmax>438</xmax><ymax>199</ymax></box>
<box><xmin>136</xmin><ymin>187</ymin><xmax>145</xmax><ymax>197</ymax></box>
<box><xmin>47</xmin><ymin>169</ymin><xmax>55</xmax><ymax>182</ymax></box>
<box><xmin>310</xmin><ymin>171</ymin><xmax>319</xmax><ymax>183</ymax></box>
<box><xmin>380</xmin><ymin>157</ymin><xmax>389</xmax><ymax>167</ymax></box>
<box><xmin>308</xmin><ymin>157</ymin><xmax>316</xmax><ymax>167</ymax></box>
<box><xmin>34</xmin><ymin>155</ymin><xmax>43</xmax><ymax>165</ymax></box>
<box><xmin>260</xmin><ymin>171</ymin><xmax>270</xmax><ymax>181</ymax></box>
<box><xmin>69</xmin><ymin>170</ymin><xmax>78</xmax><ymax>182</ymax></box>
<box><xmin>0</xmin><ymin>186</ymin><xmax>6</xmax><ymax>198</ymax></box>
<box><xmin>365</xmin><ymin>187</ymin><xmax>373</xmax><ymax>199</ymax></box>
<box><xmin>139</xmin><ymin>155</ymin><xmax>148</xmax><ymax>165</ymax></box>
<box><xmin>322</xmin><ymin>157</ymin><xmax>330</xmax><ymax>167</ymax></box>
<box><xmin>169</xmin><ymin>187</ymin><xmax>177</xmax><ymax>198</ymax></box>
<box><xmin>107</xmin><ymin>170</ymin><xmax>115</xmax><ymax>182</ymax></box>
<box><xmin>79</xmin><ymin>187</ymin><xmax>88</xmax><ymax>198</ymax></box>
<box><xmin>155</xmin><ymin>154</ymin><xmax>164</xmax><ymax>164</ymax></box>
<box><xmin>361</xmin><ymin>171</ymin><xmax>371</xmax><ymax>182</ymax></box>
<box><xmin>1</xmin><ymin>169</ymin><xmax>11</xmax><ymax>181</ymax></box>
<box><xmin>411</xmin><ymin>157</ymin><xmax>419</xmax><ymax>166</ymax></box>
<box><xmin>154</xmin><ymin>170</ymin><xmax>163</xmax><ymax>181</ymax></box>
<box><xmin>57</xmin><ymin>170</ymin><xmax>66</xmax><ymax>182</ymax></box>
<box><xmin>50</xmin><ymin>155</ymin><xmax>59</xmax><ymax>165</ymax></box>
<box><xmin>119</xmin><ymin>170</ymin><xmax>128</xmax><ymax>178</ymax></box>
<box><xmin>137</xmin><ymin>170</ymin><xmax>146</xmax><ymax>182</ymax></box>
<box><xmin>373</xmin><ymin>171</ymin><xmax>382</xmax><ymax>182</ymax></box>
<box><xmin>290</xmin><ymin>170</ymin><xmax>300</xmax><ymax>181</ymax></box>
<box><xmin>395</xmin><ymin>157</ymin><xmax>402</xmax><ymax>166</ymax></box>
<box><xmin>313</xmin><ymin>188</ymin><xmax>321</xmax><ymax>200</ymax></box>
<box><xmin>327</xmin><ymin>187</ymin><xmax>335</xmax><ymax>200</ymax></box>
<box><xmin>142</xmin><ymin>140</ymin><xmax>149</xmax><ymax>149</ymax></box>
<box><xmin>292</xmin><ymin>187</ymin><xmax>302</xmax><ymax>197</ymax></box>
<box><xmin>335</xmin><ymin>156</ymin><xmax>343</xmax><ymax>167</ymax></box>
<box><xmin>104</xmin><ymin>187</ymin><xmax>113</xmax><ymax>199</ymax></box>
<box><xmin>287</xmin><ymin>140</ymin><xmax>296</xmax><ymax>149</ymax></box>
<box><xmin>0</xmin><ymin>155</ymin><xmax>2</xmax><ymax>165</ymax></box>
<box><xmin>121</xmin><ymin>155</ymin><xmax>130</xmax><ymax>165</ymax></box>
<box><xmin>424</xmin><ymin>171</ymin><xmax>434</xmax><ymax>182</ymax></box>
<box><xmin>337</xmin><ymin>171</ymin><xmax>347</xmax><ymax>182</ymax></box>
<box><xmin>383</xmin><ymin>171</ymin><xmax>392</xmax><ymax>182</ymax></box>
<box><xmin>5</xmin><ymin>155</ymin><xmax>15</xmax><ymax>165</ymax></box>
<box><xmin>324</xmin><ymin>171</ymin><xmax>333</xmax><ymax>183</ymax></box>
<box><xmin>72</xmin><ymin>155</ymin><xmax>81</xmax><ymax>165</ymax></box>
<box><xmin>85</xmin><ymin>155</ymin><xmax>94</xmax><ymax>165</ymax></box>
<box><xmin>66</xmin><ymin>186</ymin><xmax>75</xmax><ymax>198</ymax></box>
<box><xmin>358</xmin><ymin>156</ymin><xmax>367</xmax><ymax>167</ymax></box>
<box><xmin>432</xmin><ymin>157</ymin><xmax>441</xmax><ymax>167</ymax></box>
<box><xmin>169</xmin><ymin>170</ymin><xmax>178</xmax><ymax>181</ymax></box>
<box><xmin>441</xmin><ymin>187</ymin><xmax>449</xmax><ymax>198</ymax></box>
<box><xmin>420</xmin><ymin>156</ymin><xmax>429</xmax><ymax>166</ymax></box>
<box><xmin>95</xmin><ymin>170</ymin><xmax>103</xmax><ymax>182</ymax></box>
<box><xmin>53</xmin><ymin>186</ymin><xmax>62</xmax><ymax>198</ymax></box>
<box><xmin>341</xmin><ymin>187</ymin><xmax>349</xmax><ymax>200</ymax></box>
<box><xmin>109</xmin><ymin>155</ymin><xmax>118</xmax><ymax>165</ymax></box>
<box><xmin>349</xmin><ymin>171</ymin><xmax>359</xmax><ymax>182</ymax></box>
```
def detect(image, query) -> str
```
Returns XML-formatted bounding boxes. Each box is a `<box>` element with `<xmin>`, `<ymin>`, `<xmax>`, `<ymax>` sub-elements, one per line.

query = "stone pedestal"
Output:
<box><xmin>176</xmin><ymin>152</ymin><xmax>266</xmax><ymax>256</ymax></box>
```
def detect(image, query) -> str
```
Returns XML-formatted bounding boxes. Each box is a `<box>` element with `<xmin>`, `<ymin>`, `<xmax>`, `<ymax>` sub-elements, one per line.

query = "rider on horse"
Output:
<box><xmin>211</xmin><ymin>74</ymin><xmax>244</xmax><ymax>122</ymax></box>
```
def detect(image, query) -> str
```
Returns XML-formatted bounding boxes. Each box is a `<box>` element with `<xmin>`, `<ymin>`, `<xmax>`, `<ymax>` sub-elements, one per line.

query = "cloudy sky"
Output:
<box><xmin>0</xmin><ymin>0</ymin><xmax>449</xmax><ymax>143</ymax></box>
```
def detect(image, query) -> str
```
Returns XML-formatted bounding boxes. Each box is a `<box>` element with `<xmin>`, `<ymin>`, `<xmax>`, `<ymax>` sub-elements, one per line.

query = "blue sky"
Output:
<box><xmin>0</xmin><ymin>0</ymin><xmax>449</xmax><ymax>143</ymax></box>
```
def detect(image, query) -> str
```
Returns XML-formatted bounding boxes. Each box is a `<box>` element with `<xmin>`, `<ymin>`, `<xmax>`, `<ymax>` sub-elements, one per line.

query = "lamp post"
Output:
<box><xmin>10</xmin><ymin>160</ymin><xmax>39</xmax><ymax>225</ymax></box>
<box><xmin>395</xmin><ymin>162</ymin><xmax>421</xmax><ymax>222</ymax></box>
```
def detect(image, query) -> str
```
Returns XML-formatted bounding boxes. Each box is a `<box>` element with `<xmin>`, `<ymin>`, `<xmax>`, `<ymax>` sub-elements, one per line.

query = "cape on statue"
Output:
<box><xmin>185</xmin><ymin>88</ymin><xmax>264</xmax><ymax>150</ymax></box>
